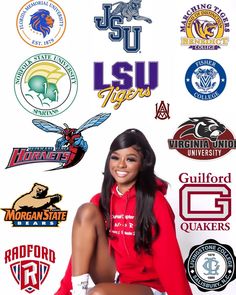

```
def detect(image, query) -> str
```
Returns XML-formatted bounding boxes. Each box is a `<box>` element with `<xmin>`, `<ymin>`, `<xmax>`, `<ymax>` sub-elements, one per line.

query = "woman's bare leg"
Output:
<box><xmin>88</xmin><ymin>283</ymin><xmax>154</xmax><ymax>295</ymax></box>
<box><xmin>72</xmin><ymin>203</ymin><xmax>116</xmax><ymax>283</ymax></box>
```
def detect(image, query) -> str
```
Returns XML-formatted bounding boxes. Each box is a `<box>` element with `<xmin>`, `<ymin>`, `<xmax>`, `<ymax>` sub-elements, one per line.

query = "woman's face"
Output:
<box><xmin>109</xmin><ymin>146</ymin><xmax>142</xmax><ymax>194</ymax></box>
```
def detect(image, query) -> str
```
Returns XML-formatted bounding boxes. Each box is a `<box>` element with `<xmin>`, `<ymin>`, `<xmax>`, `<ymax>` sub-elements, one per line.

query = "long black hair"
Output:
<box><xmin>99</xmin><ymin>128</ymin><xmax>167</xmax><ymax>254</ymax></box>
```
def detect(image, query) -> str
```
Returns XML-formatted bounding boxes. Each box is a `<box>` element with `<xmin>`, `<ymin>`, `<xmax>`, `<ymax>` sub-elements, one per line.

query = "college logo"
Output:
<box><xmin>94</xmin><ymin>0</ymin><xmax>152</xmax><ymax>52</ymax></box>
<box><xmin>155</xmin><ymin>101</ymin><xmax>170</xmax><ymax>120</ymax></box>
<box><xmin>14</xmin><ymin>53</ymin><xmax>77</xmax><ymax>117</ymax></box>
<box><xmin>185</xmin><ymin>59</ymin><xmax>226</xmax><ymax>100</ymax></box>
<box><xmin>2</xmin><ymin>183</ymin><xmax>67</xmax><ymax>227</ymax></box>
<box><xmin>6</xmin><ymin>113</ymin><xmax>110</xmax><ymax>170</ymax></box>
<box><xmin>180</xmin><ymin>3</ymin><xmax>230</xmax><ymax>50</ymax></box>
<box><xmin>179</xmin><ymin>172</ymin><xmax>231</xmax><ymax>233</ymax></box>
<box><xmin>185</xmin><ymin>239</ymin><xmax>236</xmax><ymax>292</ymax></box>
<box><xmin>17</xmin><ymin>0</ymin><xmax>66</xmax><ymax>47</ymax></box>
<box><xmin>5</xmin><ymin>245</ymin><xmax>55</xmax><ymax>293</ymax></box>
<box><xmin>168</xmin><ymin>116</ymin><xmax>235</xmax><ymax>160</ymax></box>
<box><xmin>94</xmin><ymin>62</ymin><xmax>158</xmax><ymax>109</ymax></box>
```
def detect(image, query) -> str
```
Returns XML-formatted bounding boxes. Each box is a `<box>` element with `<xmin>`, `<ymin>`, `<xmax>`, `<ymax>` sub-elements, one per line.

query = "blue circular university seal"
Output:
<box><xmin>185</xmin><ymin>59</ymin><xmax>226</xmax><ymax>100</ymax></box>
<box><xmin>185</xmin><ymin>239</ymin><xmax>236</xmax><ymax>292</ymax></box>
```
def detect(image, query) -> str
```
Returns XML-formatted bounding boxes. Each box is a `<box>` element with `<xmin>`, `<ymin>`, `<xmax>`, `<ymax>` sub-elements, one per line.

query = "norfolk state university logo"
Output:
<box><xmin>94</xmin><ymin>0</ymin><xmax>152</xmax><ymax>53</ymax></box>
<box><xmin>14</xmin><ymin>53</ymin><xmax>77</xmax><ymax>117</ymax></box>
<box><xmin>180</xmin><ymin>3</ymin><xmax>230</xmax><ymax>50</ymax></box>
<box><xmin>17</xmin><ymin>0</ymin><xmax>66</xmax><ymax>47</ymax></box>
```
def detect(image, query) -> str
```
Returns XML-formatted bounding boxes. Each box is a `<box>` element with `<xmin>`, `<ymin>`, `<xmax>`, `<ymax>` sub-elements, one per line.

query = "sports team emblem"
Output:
<box><xmin>2</xmin><ymin>183</ymin><xmax>67</xmax><ymax>227</ymax></box>
<box><xmin>5</xmin><ymin>245</ymin><xmax>56</xmax><ymax>293</ymax></box>
<box><xmin>155</xmin><ymin>101</ymin><xmax>170</xmax><ymax>120</ymax></box>
<box><xmin>17</xmin><ymin>0</ymin><xmax>66</xmax><ymax>47</ymax></box>
<box><xmin>185</xmin><ymin>59</ymin><xmax>226</xmax><ymax>100</ymax></box>
<box><xmin>168</xmin><ymin>116</ymin><xmax>235</xmax><ymax>160</ymax></box>
<box><xmin>14</xmin><ymin>53</ymin><xmax>77</xmax><ymax>117</ymax></box>
<box><xmin>6</xmin><ymin>113</ymin><xmax>110</xmax><ymax>170</ymax></box>
<box><xmin>180</xmin><ymin>4</ymin><xmax>230</xmax><ymax>50</ymax></box>
<box><xmin>94</xmin><ymin>0</ymin><xmax>152</xmax><ymax>52</ymax></box>
<box><xmin>185</xmin><ymin>239</ymin><xmax>236</xmax><ymax>291</ymax></box>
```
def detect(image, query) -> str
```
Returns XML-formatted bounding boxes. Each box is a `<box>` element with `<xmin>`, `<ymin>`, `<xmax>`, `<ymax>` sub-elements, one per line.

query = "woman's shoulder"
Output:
<box><xmin>153</xmin><ymin>190</ymin><xmax>175</xmax><ymax>220</ymax></box>
<box><xmin>89</xmin><ymin>193</ymin><xmax>101</xmax><ymax>206</ymax></box>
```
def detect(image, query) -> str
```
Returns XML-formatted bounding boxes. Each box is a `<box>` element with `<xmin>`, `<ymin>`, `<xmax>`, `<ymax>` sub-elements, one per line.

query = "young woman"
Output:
<box><xmin>55</xmin><ymin>129</ymin><xmax>193</xmax><ymax>295</ymax></box>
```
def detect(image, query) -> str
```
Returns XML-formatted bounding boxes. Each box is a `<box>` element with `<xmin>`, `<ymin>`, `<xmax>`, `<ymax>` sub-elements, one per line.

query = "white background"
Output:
<box><xmin>0</xmin><ymin>0</ymin><xmax>236</xmax><ymax>294</ymax></box>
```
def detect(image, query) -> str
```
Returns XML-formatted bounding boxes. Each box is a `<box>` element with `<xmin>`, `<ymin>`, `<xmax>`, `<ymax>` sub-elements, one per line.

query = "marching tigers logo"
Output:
<box><xmin>17</xmin><ymin>0</ymin><xmax>66</xmax><ymax>47</ymax></box>
<box><xmin>180</xmin><ymin>3</ymin><xmax>230</xmax><ymax>50</ymax></box>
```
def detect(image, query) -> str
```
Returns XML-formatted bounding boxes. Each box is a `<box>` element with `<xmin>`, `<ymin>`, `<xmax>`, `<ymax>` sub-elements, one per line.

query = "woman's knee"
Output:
<box><xmin>88</xmin><ymin>284</ymin><xmax>109</xmax><ymax>295</ymax></box>
<box><xmin>74</xmin><ymin>203</ymin><xmax>102</xmax><ymax>224</ymax></box>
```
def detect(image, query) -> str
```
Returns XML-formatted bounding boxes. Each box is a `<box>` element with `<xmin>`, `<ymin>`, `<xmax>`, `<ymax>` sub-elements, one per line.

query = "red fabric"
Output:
<box><xmin>54</xmin><ymin>180</ymin><xmax>192</xmax><ymax>295</ymax></box>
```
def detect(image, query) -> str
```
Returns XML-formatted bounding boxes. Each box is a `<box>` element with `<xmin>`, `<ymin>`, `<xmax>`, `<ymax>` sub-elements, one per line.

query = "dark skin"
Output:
<box><xmin>72</xmin><ymin>147</ymin><xmax>153</xmax><ymax>295</ymax></box>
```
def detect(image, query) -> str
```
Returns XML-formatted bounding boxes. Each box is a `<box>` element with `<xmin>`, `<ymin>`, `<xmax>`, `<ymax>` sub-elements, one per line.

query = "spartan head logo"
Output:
<box><xmin>179</xmin><ymin>117</ymin><xmax>226</xmax><ymax>141</ymax></box>
<box><xmin>30</xmin><ymin>9</ymin><xmax>54</xmax><ymax>37</ymax></box>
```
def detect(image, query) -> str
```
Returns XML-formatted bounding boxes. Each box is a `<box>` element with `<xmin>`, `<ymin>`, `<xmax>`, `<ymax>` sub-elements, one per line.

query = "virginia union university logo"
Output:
<box><xmin>94</xmin><ymin>0</ymin><xmax>152</xmax><ymax>52</ymax></box>
<box><xmin>14</xmin><ymin>53</ymin><xmax>77</xmax><ymax>117</ymax></box>
<box><xmin>184</xmin><ymin>239</ymin><xmax>236</xmax><ymax>292</ymax></box>
<box><xmin>17</xmin><ymin>0</ymin><xmax>66</xmax><ymax>47</ymax></box>
<box><xmin>5</xmin><ymin>244</ymin><xmax>55</xmax><ymax>293</ymax></box>
<box><xmin>168</xmin><ymin>116</ymin><xmax>236</xmax><ymax>160</ymax></box>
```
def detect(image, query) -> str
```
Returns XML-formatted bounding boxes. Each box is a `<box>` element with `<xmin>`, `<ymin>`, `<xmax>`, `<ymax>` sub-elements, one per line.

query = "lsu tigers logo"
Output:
<box><xmin>30</xmin><ymin>9</ymin><xmax>54</xmax><ymax>38</ymax></box>
<box><xmin>94</xmin><ymin>0</ymin><xmax>152</xmax><ymax>53</ymax></box>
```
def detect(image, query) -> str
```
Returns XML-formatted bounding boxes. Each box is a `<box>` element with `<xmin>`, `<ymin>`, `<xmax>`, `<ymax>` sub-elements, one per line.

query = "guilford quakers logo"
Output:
<box><xmin>180</xmin><ymin>3</ymin><xmax>230</xmax><ymax>50</ymax></box>
<box><xmin>14</xmin><ymin>53</ymin><xmax>77</xmax><ymax>117</ymax></box>
<box><xmin>168</xmin><ymin>116</ymin><xmax>236</xmax><ymax>160</ymax></box>
<box><xmin>185</xmin><ymin>239</ymin><xmax>236</xmax><ymax>292</ymax></box>
<box><xmin>5</xmin><ymin>245</ymin><xmax>55</xmax><ymax>293</ymax></box>
<box><xmin>179</xmin><ymin>172</ymin><xmax>231</xmax><ymax>233</ymax></box>
<box><xmin>2</xmin><ymin>183</ymin><xmax>67</xmax><ymax>227</ymax></box>
<box><xmin>94</xmin><ymin>62</ymin><xmax>158</xmax><ymax>109</ymax></box>
<box><xmin>17</xmin><ymin>0</ymin><xmax>66</xmax><ymax>47</ymax></box>
<box><xmin>94</xmin><ymin>0</ymin><xmax>152</xmax><ymax>52</ymax></box>
<box><xmin>185</xmin><ymin>59</ymin><xmax>226</xmax><ymax>101</ymax></box>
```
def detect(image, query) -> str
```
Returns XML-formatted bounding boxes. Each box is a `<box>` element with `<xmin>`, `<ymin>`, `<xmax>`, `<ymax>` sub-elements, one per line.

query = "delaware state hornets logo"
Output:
<box><xmin>17</xmin><ymin>0</ymin><xmax>66</xmax><ymax>47</ymax></box>
<box><xmin>5</xmin><ymin>245</ymin><xmax>55</xmax><ymax>293</ymax></box>
<box><xmin>168</xmin><ymin>116</ymin><xmax>235</xmax><ymax>160</ymax></box>
<box><xmin>180</xmin><ymin>3</ymin><xmax>230</xmax><ymax>50</ymax></box>
<box><xmin>94</xmin><ymin>1</ymin><xmax>152</xmax><ymax>52</ymax></box>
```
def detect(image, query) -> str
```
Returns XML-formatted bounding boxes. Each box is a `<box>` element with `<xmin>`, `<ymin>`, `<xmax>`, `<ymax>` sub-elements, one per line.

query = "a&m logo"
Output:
<box><xmin>180</xmin><ymin>3</ymin><xmax>230</xmax><ymax>50</ymax></box>
<box><xmin>185</xmin><ymin>239</ymin><xmax>236</xmax><ymax>292</ymax></box>
<box><xmin>2</xmin><ymin>183</ymin><xmax>67</xmax><ymax>227</ymax></box>
<box><xmin>94</xmin><ymin>62</ymin><xmax>158</xmax><ymax>109</ymax></box>
<box><xmin>14</xmin><ymin>53</ymin><xmax>77</xmax><ymax>117</ymax></box>
<box><xmin>155</xmin><ymin>100</ymin><xmax>170</xmax><ymax>120</ymax></box>
<box><xmin>185</xmin><ymin>59</ymin><xmax>226</xmax><ymax>101</ymax></box>
<box><xmin>179</xmin><ymin>172</ymin><xmax>231</xmax><ymax>233</ymax></box>
<box><xmin>5</xmin><ymin>245</ymin><xmax>56</xmax><ymax>293</ymax></box>
<box><xmin>168</xmin><ymin>116</ymin><xmax>236</xmax><ymax>160</ymax></box>
<box><xmin>6</xmin><ymin>113</ymin><xmax>110</xmax><ymax>170</ymax></box>
<box><xmin>17</xmin><ymin>0</ymin><xmax>66</xmax><ymax>47</ymax></box>
<box><xmin>94</xmin><ymin>0</ymin><xmax>152</xmax><ymax>52</ymax></box>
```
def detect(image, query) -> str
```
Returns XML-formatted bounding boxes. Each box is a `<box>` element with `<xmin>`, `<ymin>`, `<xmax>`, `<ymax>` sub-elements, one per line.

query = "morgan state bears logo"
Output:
<box><xmin>180</xmin><ymin>3</ymin><xmax>230</xmax><ymax>50</ymax></box>
<box><xmin>94</xmin><ymin>0</ymin><xmax>152</xmax><ymax>52</ymax></box>
<box><xmin>17</xmin><ymin>0</ymin><xmax>66</xmax><ymax>47</ymax></box>
<box><xmin>2</xmin><ymin>183</ymin><xmax>67</xmax><ymax>227</ymax></box>
<box><xmin>5</xmin><ymin>245</ymin><xmax>55</xmax><ymax>293</ymax></box>
<box><xmin>168</xmin><ymin>116</ymin><xmax>236</xmax><ymax>160</ymax></box>
<box><xmin>7</xmin><ymin>113</ymin><xmax>111</xmax><ymax>170</ymax></box>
